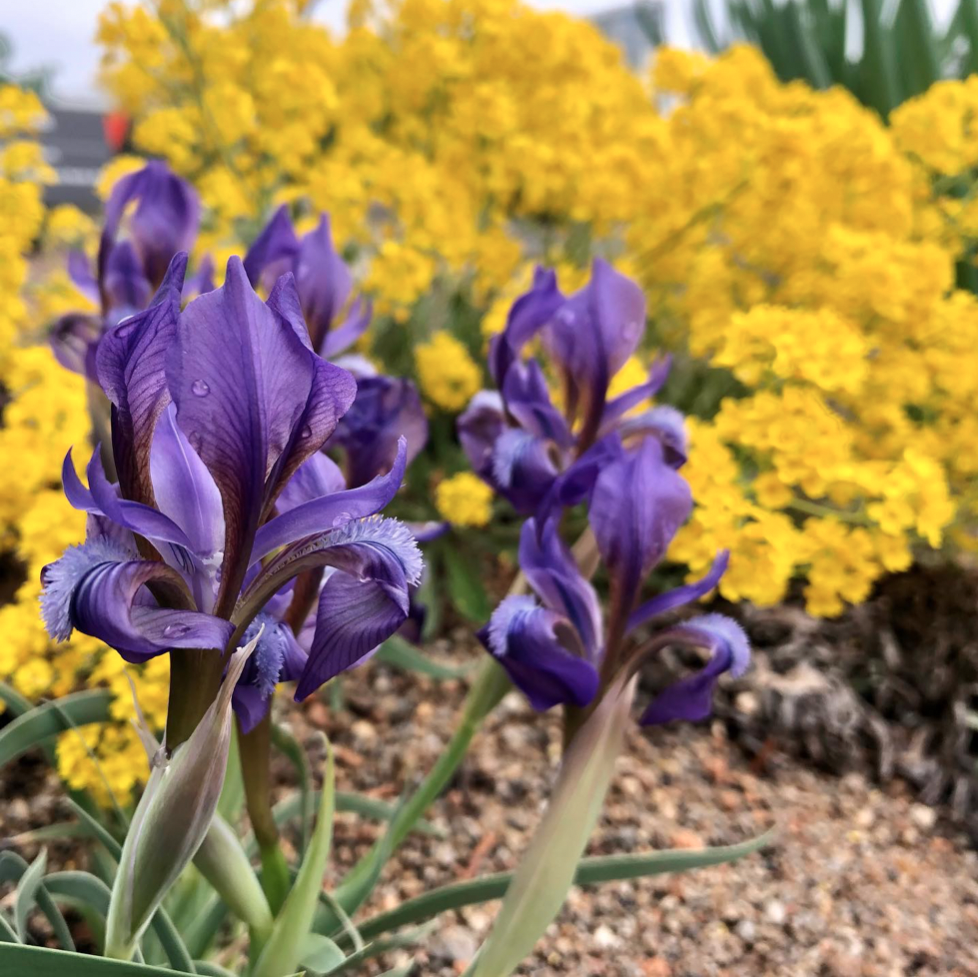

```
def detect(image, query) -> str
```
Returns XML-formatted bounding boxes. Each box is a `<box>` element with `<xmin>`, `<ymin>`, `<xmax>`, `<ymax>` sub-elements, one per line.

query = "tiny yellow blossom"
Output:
<box><xmin>415</xmin><ymin>332</ymin><xmax>483</xmax><ymax>411</ymax></box>
<box><xmin>436</xmin><ymin>472</ymin><xmax>495</xmax><ymax>527</ymax></box>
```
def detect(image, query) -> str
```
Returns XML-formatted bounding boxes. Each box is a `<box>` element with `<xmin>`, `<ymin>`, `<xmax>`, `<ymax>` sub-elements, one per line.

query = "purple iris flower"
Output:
<box><xmin>326</xmin><ymin>366</ymin><xmax>428</xmax><ymax>489</ymax></box>
<box><xmin>53</xmin><ymin>161</ymin><xmax>206</xmax><ymax>378</ymax></box>
<box><xmin>482</xmin><ymin>435</ymin><xmax>742</xmax><ymax>725</ymax></box>
<box><xmin>468</xmin><ymin>257</ymin><xmax>747</xmax><ymax>726</ymax></box>
<box><xmin>40</xmin><ymin>254</ymin><xmax>423</xmax><ymax>732</ymax></box>
<box><xmin>458</xmin><ymin>260</ymin><xmax>678</xmax><ymax>515</ymax></box>
<box><xmin>243</xmin><ymin>205</ymin><xmax>372</xmax><ymax>359</ymax></box>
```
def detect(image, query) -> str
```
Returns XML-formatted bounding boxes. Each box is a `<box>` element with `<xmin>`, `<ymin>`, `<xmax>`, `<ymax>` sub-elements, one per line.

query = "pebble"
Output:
<box><xmin>909</xmin><ymin>803</ymin><xmax>938</xmax><ymax>831</ymax></box>
<box><xmin>735</xmin><ymin>920</ymin><xmax>756</xmax><ymax>944</ymax></box>
<box><xmin>764</xmin><ymin>900</ymin><xmax>787</xmax><ymax>925</ymax></box>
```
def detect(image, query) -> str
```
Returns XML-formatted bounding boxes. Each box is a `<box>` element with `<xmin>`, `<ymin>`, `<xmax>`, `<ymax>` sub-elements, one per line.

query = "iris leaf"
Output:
<box><xmin>1</xmin><ymin>852</ymin><xmax>75</xmax><ymax>952</ymax></box>
<box><xmin>0</xmin><ymin>690</ymin><xmax>114</xmax><ymax>769</ymax></box>
<box><xmin>252</xmin><ymin>736</ymin><xmax>336</xmax><ymax>977</ymax></box>
<box><xmin>345</xmin><ymin>829</ymin><xmax>775</xmax><ymax>945</ymax></box>
<box><xmin>375</xmin><ymin>635</ymin><xmax>474</xmax><ymax>680</ymax></box>
<box><xmin>0</xmin><ymin>944</ymin><xmax>183</xmax><ymax>975</ymax></box>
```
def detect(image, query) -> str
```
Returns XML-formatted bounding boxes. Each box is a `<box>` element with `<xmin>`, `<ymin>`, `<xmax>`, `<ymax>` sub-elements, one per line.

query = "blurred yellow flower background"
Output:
<box><xmin>3</xmin><ymin>0</ymin><xmax>978</xmax><ymax>801</ymax></box>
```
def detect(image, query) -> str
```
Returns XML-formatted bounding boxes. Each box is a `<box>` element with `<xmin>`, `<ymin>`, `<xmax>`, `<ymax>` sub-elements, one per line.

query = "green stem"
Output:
<box><xmin>389</xmin><ymin>657</ymin><xmax>511</xmax><ymax>852</ymax></box>
<box><xmin>337</xmin><ymin>658</ymin><xmax>512</xmax><ymax>900</ymax></box>
<box><xmin>786</xmin><ymin>498</ymin><xmax>869</xmax><ymax>525</ymax></box>
<box><xmin>238</xmin><ymin>713</ymin><xmax>291</xmax><ymax>914</ymax></box>
<box><xmin>166</xmin><ymin>649</ymin><xmax>223</xmax><ymax>750</ymax></box>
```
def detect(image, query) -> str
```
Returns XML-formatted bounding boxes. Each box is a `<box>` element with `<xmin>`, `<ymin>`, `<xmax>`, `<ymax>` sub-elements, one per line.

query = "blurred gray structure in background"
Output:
<box><xmin>592</xmin><ymin>0</ymin><xmax>664</xmax><ymax>65</ymax></box>
<box><xmin>39</xmin><ymin>106</ymin><xmax>110</xmax><ymax>213</ymax></box>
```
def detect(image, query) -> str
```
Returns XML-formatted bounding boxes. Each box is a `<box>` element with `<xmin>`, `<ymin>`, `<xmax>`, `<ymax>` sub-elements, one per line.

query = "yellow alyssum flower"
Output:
<box><xmin>415</xmin><ymin>331</ymin><xmax>482</xmax><ymax>411</ymax></box>
<box><xmin>436</xmin><ymin>472</ymin><xmax>495</xmax><ymax>527</ymax></box>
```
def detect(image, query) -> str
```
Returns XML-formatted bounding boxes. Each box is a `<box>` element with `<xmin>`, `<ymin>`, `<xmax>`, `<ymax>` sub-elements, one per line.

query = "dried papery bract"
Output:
<box><xmin>104</xmin><ymin>632</ymin><xmax>259</xmax><ymax>960</ymax></box>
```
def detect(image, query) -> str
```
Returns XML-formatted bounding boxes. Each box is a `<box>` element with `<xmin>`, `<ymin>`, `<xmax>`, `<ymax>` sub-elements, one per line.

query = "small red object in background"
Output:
<box><xmin>103</xmin><ymin>112</ymin><xmax>130</xmax><ymax>153</ymax></box>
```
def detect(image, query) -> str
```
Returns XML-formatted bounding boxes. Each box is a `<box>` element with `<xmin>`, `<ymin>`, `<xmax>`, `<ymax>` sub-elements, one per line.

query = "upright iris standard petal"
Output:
<box><xmin>502</xmin><ymin>360</ymin><xmax>574</xmax><ymax>448</ymax></box>
<box><xmin>40</xmin><ymin>540</ymin><xmax>233</xmax><ymax>663</ymax></box>
<box><xmin>488</xmin><ymin>266</ymin><xmax>563</xmax><ymax>387</ymax></box>
<box><xmin>589</xmin><ymin>436</ymin><xmax>692</xmax><ymax>614</ymax></box>
<box><xmin>103</xmin><ymin>241</ymin><xmax>152</xmax><ymax>322</ymax></box>
<box><xmin>319</xmin><ymin>297</ymin><xmax>373</xmax><ymax>359</ymax></box>
<box><xmin>49</xmin><ymin>313</ymin><xmax>102</xmax><ymax>378</ymax></box>
<box><xmin>543</xmin><ymin>258</ymin><xmax>645</xmax><ymax>434</ymax></box>
<box><xmin>519</xmin><ymin>519</ymin><xmax>603</xmax><ymax>663</ymax></box>
<box><xmin>242</xmin><ymin>204</ymin><xmax>300</xmax><ymax>291</ymax></box>
<box><xmin>328</xmin><ymin>375</ymin><xmax>428</xmax><ymax>487</ymax></box>
<box><xmin>294</xmin><ymin>214</ymin><xmax>353</xmax><ymax>350</ymax></box>
<box><xmin>263</xmin><ymin>352</ymin><xmax>358</xmax><ymax>515</ymax></box>
<box><xmin>482</xmin><ymin>595</ymin><xmax>599</xmax><ymax>711</ymax></box>
<box><xmin>627</xmin><ymin>550</ymin><xmax>729</xmax><ymax>633</ymax></box>
<box><xmin>458</xmin><ymin>391</ymin><xmax>506</xmax><ymax>482</ymax></box>
<box><xmin>251</xmin><ymin>438</ymin><xmax>408</xmax><ymax>563</ymax></box>
<box><xmin>150</xmin><ymin>404</ymin><xmax>225</xmax><ymax>610</ymax></box>
<box><xmin>639</xmin><ymin>614</ymin><xmax>750</xmax><ymax>725</ymax></box>
<box><xmin>97</xmin><ymin>252</ymin><xmax>187</xmax><ymax>508</ymax></box>
<box><xmin>100</xmin><ymin>160</ymin><xmax>200</xmax><ymax>294</ymax></box>
<box><xmin>67</xmin><ymin>249</ymin><xmax>99</xmax><ymax>304</ymax></box>
<box><xmin>166</xmin><ymin>257</ymin><xmax>346</xmax><ymax>609</ymax></box>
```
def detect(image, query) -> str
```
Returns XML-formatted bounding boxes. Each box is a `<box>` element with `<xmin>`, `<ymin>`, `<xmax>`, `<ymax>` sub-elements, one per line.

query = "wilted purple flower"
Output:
<box><xmin>41</xmin><ymin>254</ymin><xmax>422</xmax><ymax>731</ymax></box>
<box><xmin>244</xmin><ymin>205</ymin><xmax>371</xmax><ymax>359</ymax></box>
<box><xmin>459</xmin><ymin>260</ymin><xmax>678</xmax><ymax>515</ymax></box>
<box><xmin>52</xmin><ymin>161</ymin><xmax>206</xmax><ymax>378</ymax></box>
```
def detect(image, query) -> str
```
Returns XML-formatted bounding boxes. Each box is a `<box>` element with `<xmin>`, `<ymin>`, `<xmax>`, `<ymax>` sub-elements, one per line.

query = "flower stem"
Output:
<box><xmin>334</xmin><ymin>657</ymin><xmax>512</xmax><ymax>909</ymax></box>
<box><xmin>166</xmin><ymin>648</ymin><xmax>223</xmax><ymax>750</ymax></box>
<box><xmin>238</xmin><ymin>712</ymin><xmax>291</xmax><ymax>914</ymax></box>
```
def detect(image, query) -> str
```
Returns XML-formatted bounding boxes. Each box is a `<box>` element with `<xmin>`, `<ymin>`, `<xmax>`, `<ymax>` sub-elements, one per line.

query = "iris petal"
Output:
<box><xmin>519</xmin><ymin>519</ymin><xmax>603</xmax><ymax>664</ymax></box>
<box><xmin>589</xmin><ymin>436</ymin><xmax>692</xmax><ymax>615</ymax></box>
<box><xmin>627</xmin><ymin>550</ymin><xmax>729</xmax><ymax>634</ymax></box>
<box><xmin>482</xmin><ymin>595</ymin><xmax>599</xmax><ymax>711</ymax></box>
<box><xmin>96</xmin><ymin>251</ymin><xmax>186</xmax><ymax>508</ymax></box>
<box><xmin>251</xmin><ymin>438</ymin><xmax>407</xmax><ymax>563</ymax></box>
<box><xmin>41</xmin><ymin>541</ymin><xmax>232</xmax><ymax>663</ymax></box>
<box><xmin>639</xmin><ymin>613</ymin><xmax>750</xmax><ymax>725</ymax></box>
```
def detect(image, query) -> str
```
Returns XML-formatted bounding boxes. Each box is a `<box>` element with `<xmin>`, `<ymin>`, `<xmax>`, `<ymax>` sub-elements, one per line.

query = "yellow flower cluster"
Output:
<box><xmin>2</xmin><ymin>8</ymin><xmax>974</xmax><ymax>813</ymax></box>
<box><xmin>435</xmin><ymin>472</ymin><xmax>495</xmax><ymax>527</ymax></box>
<box><xmin>415</xmin><ymin>332</ymin><xmax>482</xmax><ymax>411</ymax></box>
<box><xmin>0</xmin><ymin>126</ymin><xmax>167</xmax><ymax>804</ymax></box>
<box><xmin>89</xmin><ymin>4</ymin><xmax>978</xmax><ymax>618</ymax></box>
<box><xmin>627</xmin><ymin>48</ymin><xmax>973</xmax><ymax>614</ymax></box>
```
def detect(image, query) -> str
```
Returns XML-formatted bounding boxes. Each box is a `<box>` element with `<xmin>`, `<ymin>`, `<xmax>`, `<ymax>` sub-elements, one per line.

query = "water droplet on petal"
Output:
<box><xmin>163</xmin><ymin>623</ymin><xmax>191</xmax><ymax>638</ymax></box>
<box><xmin>191</xmin><ymin>379</ymin><xmax>210</xmax><ymax>397</ymax></box>
<box><xmin>332</xmin><ymin>512</ymin><xmax>353</xmax><ymax>528</ymax></box>
<box><xmin>114</xmin><ymin>318</ymin><xmax>137</xmax><ymax>339</ymax></box>
<box><xmin>300</xmin><ymin>424</ymin><xmax>313</xmax><ymax>439</ymax></box>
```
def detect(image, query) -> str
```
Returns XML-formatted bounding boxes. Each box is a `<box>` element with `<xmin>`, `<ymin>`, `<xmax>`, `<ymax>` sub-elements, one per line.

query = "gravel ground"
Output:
<box><xmin>303</xmin><ymin>647</ymin><xmax>978</xmax><ymax>976</ymax></box>
<box><xmin>3</xmin><ymin>641</ymin><xmax>978</xmax><ymax>976</ymax></box>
